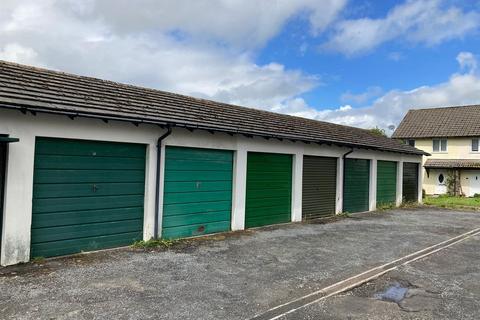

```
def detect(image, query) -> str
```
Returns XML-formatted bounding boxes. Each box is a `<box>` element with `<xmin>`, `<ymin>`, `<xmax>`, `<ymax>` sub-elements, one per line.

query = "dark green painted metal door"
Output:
<box><xmin>245</xmin><ymin>152</ymin><xmax>292</xmax><ymax>228</ymax></box>
<box><xmin>376</xmin><ymin>161</ymin><xmax>397</xmax><ymax>207</ymax></box>
<box><xmin>302</xmin><ymin>156</ymin><xmax>337</xmax><ymax>220</ymax></box>
<box><xmin>162</xmin><ymin>147</ymin><xmax>233</xmax><ymax>239</ymax></box>
<box><xmin>343</xmin><ymin>158</ymin><xmax>370</xmax><ymax>213</ymax></box>
<box><xmin>31</xmin><ymin>138</ymin><xmax>146</xmax><ymax>258</ymax></box>
<box><xmin>403</xmin><ymin>162</ymin><xmax>419</xmax><ymax>202</ymax></box>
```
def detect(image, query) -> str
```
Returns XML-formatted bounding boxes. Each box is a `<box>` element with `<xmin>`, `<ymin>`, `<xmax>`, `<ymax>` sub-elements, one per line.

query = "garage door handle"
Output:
<box><xmin>92</xmin><ymin>184</ymin><xmax>99</xmax><ymax>192</ymax></box>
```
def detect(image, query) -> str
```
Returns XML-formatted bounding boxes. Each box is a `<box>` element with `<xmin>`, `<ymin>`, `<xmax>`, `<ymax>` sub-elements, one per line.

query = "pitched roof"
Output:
<box><xmin>424</xmin><ymin>159</ymin><xmax>480</xmax><ymax>169</ymax></box>
<box><xmin>0</xmin><ymin>60</ymin><xmax>425</xmax><ymax>155</ymax></box>
<box><xmin>393</xmin><ymin>105</ymin><xmax>480</xmax><ymax>139</ymax></box>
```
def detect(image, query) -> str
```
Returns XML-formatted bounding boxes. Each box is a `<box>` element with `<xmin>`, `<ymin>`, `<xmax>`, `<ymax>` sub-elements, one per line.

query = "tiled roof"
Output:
<box><xmin>0</xmin><ymin>60</ymin><xmax>425</xmax><ymax>155</ymax></box>
<box><xmin>424</xmin><ymin>159</ymin><xmax>480</xmax><ymax>169</ymax></box>
<box><xmin>393</xmin><ymin>105</ymin><xmax>480</xmax><ymax>139</ymax></box>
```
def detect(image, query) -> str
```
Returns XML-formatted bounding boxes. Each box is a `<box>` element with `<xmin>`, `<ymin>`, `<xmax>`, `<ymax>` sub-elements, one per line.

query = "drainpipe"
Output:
<box><xmin>154</xmin><ymin>126</ymin><xmax>172</xmax><ymax>239</ymax></box>
<box><xmin>342</xmin><ymin>148</ymin><xmax>354</xmax><ymax>212</ymax></box>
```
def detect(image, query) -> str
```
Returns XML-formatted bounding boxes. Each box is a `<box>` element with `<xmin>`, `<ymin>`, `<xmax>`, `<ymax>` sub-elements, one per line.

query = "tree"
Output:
<box><xmin>368</xmin><ymin>126</ymin><xmax>387</xmax><ymax>137</ymax></box>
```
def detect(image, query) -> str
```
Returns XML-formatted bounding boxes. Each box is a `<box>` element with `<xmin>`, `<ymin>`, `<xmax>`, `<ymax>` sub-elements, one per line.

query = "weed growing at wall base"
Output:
<box><xmin>132</xmin><ymin>239</ymin><xmax>179</xmax><ymax>249</ymax></box>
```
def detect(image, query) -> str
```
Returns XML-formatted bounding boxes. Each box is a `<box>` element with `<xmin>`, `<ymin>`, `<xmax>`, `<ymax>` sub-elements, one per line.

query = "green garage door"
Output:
<box><xmin>403</xmin><ymin>162</ymin><xmax>419</xmax><ymax>202</ymax></box>
<box><xmin>377</xmin><ymin>161</ymin><xmax>397</xmax><ymax>207</ymax></box>
<box><xmin>162</xmin><ymin>147</ymin><xmax>233</xmax><ymax>239</ymax></box>
<box><xmin>302</xmin><ymin>156</ymin><xmax>337</xmax><ymax>220</ymax></box>
<box><xmin>343</xmin><ymin>158</ymin><xmax>370</xmax><ymax>213</ymax></box>
<box><xmin>245</xmin><ymin>152</ymin><xmax>292</xmax><ymax>228</ymax></box>
<box><xmin>31</xmin><ymin>138</ymin><xmax>146</xmax><ymax>258</ymax></box>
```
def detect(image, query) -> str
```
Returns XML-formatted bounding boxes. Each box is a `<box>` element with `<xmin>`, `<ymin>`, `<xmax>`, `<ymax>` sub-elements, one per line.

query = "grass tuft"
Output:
<box><xmin>336</xmin><ymin>212</ymin><xmax>351</xmax><ymax>218</ymax></box>
<box><xmin>32</xmin><ymin>256</ymin><xmax>45</xmax><ymax>263</ymax></box>
<box><xmin>132</xmin><ymin>238</ymin><xmax>179</xmax><ymax>249</ymax></box>
<box><xmin>376</xmin><ymin>202</ymin><xmax>396</xmax><ymax>211</ymax></box>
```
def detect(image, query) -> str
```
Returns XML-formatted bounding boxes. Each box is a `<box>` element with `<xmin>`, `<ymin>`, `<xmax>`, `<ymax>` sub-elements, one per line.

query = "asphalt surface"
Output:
<box><xmin>0</xmin><ymin>207</ymin><xmax>479</xmax><ymax>320</ymax></box>
<box><xmin>283</xmin><ymin>233</ymin><xmax>480</xmax><ymax>320</ymax></box>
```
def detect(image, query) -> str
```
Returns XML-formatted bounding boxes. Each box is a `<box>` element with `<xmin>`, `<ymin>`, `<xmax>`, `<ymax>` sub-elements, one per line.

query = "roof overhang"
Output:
<box><xmin>0</xmin><ymin>103</ymin><xmax>426</xmax><ymax>156</ymax></box>
<box><xmin>424</xmin><ymin>159</ymin><xmax>480</xmax><ymax>169</ymax></box>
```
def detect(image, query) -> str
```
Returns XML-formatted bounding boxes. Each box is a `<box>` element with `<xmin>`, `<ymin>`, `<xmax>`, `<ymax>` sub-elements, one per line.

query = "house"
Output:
<box><xmin>0</xmin><ymin>61</ymin><xmax>425</xmax><ymax>266</ymax></box>
<box><xmin>393</xmin><ymin>105</ymin><xmax>480</xmax><ymax>197</ymax></box>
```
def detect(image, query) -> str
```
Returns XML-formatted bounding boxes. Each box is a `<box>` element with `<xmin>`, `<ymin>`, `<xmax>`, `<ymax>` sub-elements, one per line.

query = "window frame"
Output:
<box><xmin>432</xmin><ymin>138</ymin><xmax>448</xmax><ymax>153</ymax></box>
<box><xmin>472</xmin><ymin>138</ymin><xmax>479</xmax><ymax>152</ymax></box>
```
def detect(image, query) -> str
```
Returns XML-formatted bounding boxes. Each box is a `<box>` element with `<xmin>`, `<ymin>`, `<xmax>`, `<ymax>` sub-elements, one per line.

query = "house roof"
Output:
<box><xmin>424</xmin><ymin>159</ymin><xmax>480</xmax><ymax>169</ymax></box>
<box><xmin>393</xmin><ymin>105</ymin><xmax>480</xmax><ymax>139</ymax></box>
<box><xmin>0</xmin><ymin>60</ymin><xmax>425</xmax><ymax>155</ymax></box>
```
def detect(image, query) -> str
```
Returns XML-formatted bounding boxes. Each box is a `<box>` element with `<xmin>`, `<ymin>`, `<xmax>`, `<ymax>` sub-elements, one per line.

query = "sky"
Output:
<box><xmin>1</xmin><ymin>0</ymin><xmax>480</xmax><ymax>134</ymax></box>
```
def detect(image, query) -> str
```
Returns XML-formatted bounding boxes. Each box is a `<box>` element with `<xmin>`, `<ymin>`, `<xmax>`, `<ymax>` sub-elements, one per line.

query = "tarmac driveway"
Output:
<box><xmin>0</xmin><ymin>207</ymin><xmax>479</xmax><ymax>320</ymax></box>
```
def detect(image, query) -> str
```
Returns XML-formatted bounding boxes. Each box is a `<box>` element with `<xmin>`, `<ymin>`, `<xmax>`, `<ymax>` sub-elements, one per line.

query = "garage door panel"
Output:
<box><xmin>247</xmin><ymin>154</ymin><xmax>291</xmax><ymax>164</ymax></box>
<box><xmin>246</xmin><ymin>188</ymin><xmax>291</xmax><ymax>200</ymax></box>
<box><xmin>34</xmin><ymin>169</ymin><xmax>145</xmax><ymax>184</ymax></box>
<box><xmin>163</xmin><ymin>201</ymin><xmax>231</xmax><ymax>216</ymax></box>
<box><xmin>33</xmin><ymin>195</ymin><xmax>144</xmax><ymax>214</ymax></box>
<box><xmin>165</xmin><ymin>159</ymin><xmax>232</xmax><ymax>171</ymax></box>
<box><xmin>164</xmin><ymin>181</ymin><xmax>232</xmax><ymax>193</ymax></box>
<box><xmin>162</xmin><ymin>221</ymin><xmax>231</xmax><ymax>239</ymax></box>
<box><xmin>162</xmin><ymin>210</ymin><xmax>230</xmax><ymax>228</ymax></box>
<box><xmin>34</xmin><ymin>155</ymin><xmax>146</xmax><ymax>170</ymax></box>
<box><xmin>164</xmin><ymin>170</ymin><xmax>232</xmax><ymax>182</ymax></box>
<box><xmin>31</xmin><ymin>138</ymin><xmax>146</xmax><ymax>258</ymax></box>
<box><xmin>343</xmin><ymin>159</ymin><xmax>370</xmax><ymax>213</ymax></box>
<box><xmin>31</xmin><ymin>232</ymin><xmax>142</xmax><ymax>258</ymax></box>
<box><xmin>377</xmin><ymin>161</ymin><xmax>397</xmax><ymax>206</ymax></box>
<box><xmin>31</xmin><ymin>219</ymin><xmax>143</xmax><ymax>243</ymax></box>
<box><xmin>246</xmin><ymin>214</ymin><xmax>290</xmax><ymax>228</ymax></box>
<box><xmin>302</xmin><ymin>156</ymin><xmax>337</xmax><ymax>220</ymax></box>
<box><xmin>35</xmin><ymin>139</ymin><xmax>146</xmax><ymax>158</ymax></box>
<box><xmin>242</xmin><ymin>177</ymin><xmax>292</xmax><ymax>191</ymax></box>
<box><xmin>33</xmin><ymin>182</ymin><xmax>145</xmax><ymax>198</ymax></box>
<box><xmin>165</xmin><ymin>147</ymin><xmax>232</xmax><ymax>160</ymax></box>
<box><xmin>403</xmin><ymin>162</ymin><xmax>419</xmax><ymax>202</ymax></box>
<box><xmin>245</xmin><ymin>195</ymin><xmax>291</xmax><ymax>207</ymax></box>
<box><xmin>245</xmin><ymin>152</ymin><xmax>292</xmax><ymax>228</ymax></box>
<box><xmin>32</xmin><ymin>207</ymin><xmax>143</xmax><ymax>228</ymax></box>
<box><xmin>163</xmin><ymin>190</ymin><xmax>232</xmax><ymax>205</ymax></box>
<box><xmin>162</xmin><ymin>147</ymin><xmax>233</xmax><ymax>239</ymax></box>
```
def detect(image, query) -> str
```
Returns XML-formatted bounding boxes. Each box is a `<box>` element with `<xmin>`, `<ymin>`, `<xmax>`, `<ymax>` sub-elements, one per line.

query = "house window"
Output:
<box><xmin>433</xmin><ymin>139</ymin><xmax>447</xmax><ymax>152</ymax></box>
<box><xmin>472</xmin><ymin>138</ymin><xmax>479</xmax><ymax>152</ymax></box>
<box><xmin>407</xmin><ymin>139</ymin><xmax>415</xmax><ymax>147</ymax></box>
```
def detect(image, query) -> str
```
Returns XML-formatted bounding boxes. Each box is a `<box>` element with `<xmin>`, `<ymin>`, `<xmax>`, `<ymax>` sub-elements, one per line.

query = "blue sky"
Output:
<box><xmin>1</xmin><ymin>0</ymin><xmax>480</xmax><ymax>133</ymax></box>
<box><xmin>258</xmin><ymin>0</ymin><xmax>480</xmax><ymax>109</ymax></box>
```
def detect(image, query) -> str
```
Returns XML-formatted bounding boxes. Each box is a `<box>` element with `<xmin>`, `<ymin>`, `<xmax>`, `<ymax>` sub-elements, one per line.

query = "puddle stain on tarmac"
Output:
<box><xmin>374</xmin><ymin>282</ymin><xmax>409</xmax><ymax>303</ymax></box>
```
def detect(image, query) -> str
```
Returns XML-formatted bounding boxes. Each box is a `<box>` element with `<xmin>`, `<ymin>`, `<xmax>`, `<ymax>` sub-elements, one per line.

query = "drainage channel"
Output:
<box><xmin>249</xmin><ymin>227</ymin><xmax>480</xmax><ymax>320</ymax></box>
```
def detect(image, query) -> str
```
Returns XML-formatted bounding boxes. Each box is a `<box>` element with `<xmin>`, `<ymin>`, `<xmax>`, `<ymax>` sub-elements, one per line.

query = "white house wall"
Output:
<box><xmin>0</xmin><ymin>109</ymin><xmax>423</xmax><ymax>265</ymax></box>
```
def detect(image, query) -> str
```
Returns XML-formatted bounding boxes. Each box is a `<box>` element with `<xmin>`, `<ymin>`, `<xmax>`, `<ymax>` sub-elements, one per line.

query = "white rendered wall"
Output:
<box><xmin>396</xmin><ymin>161</ymin><xmax>404</xmax><ymax>206</ymax></box>
<box><xmin>0</xmin><ymin>109</ymin><xmax>423</xmax><ymax>265</ymax></box>
<box><xmin>369</xmin><ymin>159</ymin><xmax>378</xmax><ymax>211</ymax></box>
<box><xmin>0</xmin><ymin>110</ymin><xmax>160</xmax><ymax>265</ymax></box>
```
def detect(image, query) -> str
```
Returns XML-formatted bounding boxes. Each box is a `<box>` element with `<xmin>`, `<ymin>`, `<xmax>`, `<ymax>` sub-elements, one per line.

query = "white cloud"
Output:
<box><xmin>276</xmin><ymin>52</ymin><xmax>480</xmax><ymax>131</ymax></box>
<box><xmin>0</xmin><ymin>0</ymin><xmax>347</xmax><ymax>110</ymax></box>
<box><xmin>457</xmin><ymin>51</ymin><xmax>478</xmax><ymax>73</ymax></box>
<box><xmin>0</xmin><ymin>43</ymin><xmax>39</xmax><ymax>65</ymax></box>
<box><xmin>341</xmin><ymin>86</ymin><xmax>383</xmax><ymax>104</ymax></box>
<box><xmin>87</xmin><ymin>0</ymin><xmax>347</xmax><ymax>48</ymax></box>
<box><xmin>323</xmin><ymin>0</ymin><xmax>480</xmax><ymax>56</ymax></box>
